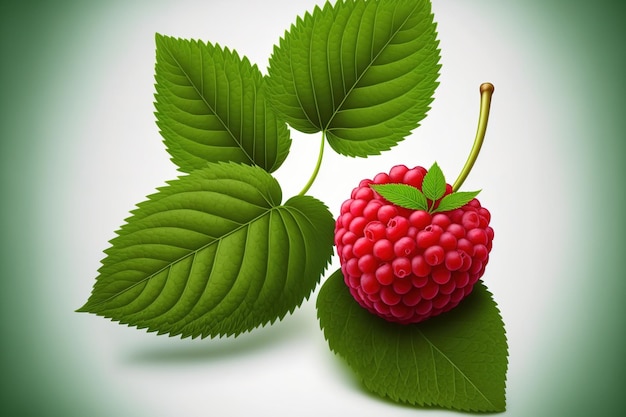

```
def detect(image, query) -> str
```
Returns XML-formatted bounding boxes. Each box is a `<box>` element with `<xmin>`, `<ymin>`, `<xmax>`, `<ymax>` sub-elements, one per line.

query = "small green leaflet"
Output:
<box><xmin>317</xmin><ymin>269</ymin><xmax>508</xmax><ymax>412</ymax></box>
<box><xmin>371</xmin><ymin>162</ymin><xmax>480</xmax><ymax>213</ymax></box>
<box><xmin>370</xmin><ymin>183</ymin><xmax>428</xmax><ymax>211</ymax></box>
<box><xmin>421</xmin><ymin>161</ymin><xmax>446</xmax><ymax>201</ymax></box>
<box><xmin>266</xmin><ymin>0</ymin><xmax>440</xmax><ymax>157</ymax></box>
<box><xmin>437</xmin><ymin>191</ymin><xmax>482</xmax><ymax>212</ymax></box>
<box><xmin>78</xmin><ymin>162</ymin><xmax>334</xmax><ymax>338</ymax></box>
<box><xmin>154</xmin><ymin>34</ymin><xmax>291</xmax><ymax>173</ymax></box>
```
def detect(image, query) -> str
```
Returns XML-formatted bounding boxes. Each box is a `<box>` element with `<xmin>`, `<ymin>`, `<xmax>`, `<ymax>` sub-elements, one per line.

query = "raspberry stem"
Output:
<box><xmin>299</xmin><ymin>130</ymin><xmax>326</xmax><ymax>196</ymax></box>
<box><xmin>452</xmin><ymin>83</ymin><xmax>495</xmax><ymax>192</ymax></box>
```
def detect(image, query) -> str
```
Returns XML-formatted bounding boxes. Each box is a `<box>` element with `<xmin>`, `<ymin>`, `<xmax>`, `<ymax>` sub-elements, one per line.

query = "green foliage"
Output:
<box><xmin>78</xmin><ymin>162</ymin><xmax>334</xmax><ymax>338</ymax></box>
<box><xmin>370</xmin><ymin>162</ymin><xmax>481</xmax><ymax>213</ymax></box>
<box><xmin>317</xmin><ymin>269</ymin><xmax>508</xmax><ymax>412</ymax></box>
<box><xmin>421</xmin><ymin>161</ymin><xmax>446</xmax><ymax>201</ymax></box>
<box><xmin>154</xmin><ymin>34</ymin><xmax>291</xmax><ymax>173</ymax></box>
<box><xmin>266</xmin><ymin>0</ymin><xmax>440</xmax><ymax>157</ymax></box>
<box><xmin>370</xmin><ymin>183</ymin><xmax>428</xmax><ymax>211</ymax></box>
<box><xmin>437</xmin><ymin>190</ymin><xmax>481</xmax><ymax>212</ymax></box>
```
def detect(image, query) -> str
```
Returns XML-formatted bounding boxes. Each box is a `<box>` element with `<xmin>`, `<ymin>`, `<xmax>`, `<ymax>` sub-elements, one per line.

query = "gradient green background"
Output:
<box><xmin>1</xmin><ymin>1</ymin><xmax>624</xmax><ymax>416</ymax></box>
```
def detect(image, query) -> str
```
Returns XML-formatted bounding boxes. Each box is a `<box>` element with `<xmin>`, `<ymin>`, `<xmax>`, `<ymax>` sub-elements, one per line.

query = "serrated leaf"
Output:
<box><xmin>370</xmin><ymin>183</ymin><xmax>428</xmax><ymax>211</ymax></box>
<box><xmin>78</xmin><ymin>162</ymin><xmax>334</xmax><ymax>338</ymax></box>
<box><xmin>266</xmin><ymin>0</ymin><xmax>440</xmax><ymax>157</ymax></box>
<box><xmin>154</xmin><ymin>34</ymin><xmax>291</xmax><ymax>173</ymax></box>
<box><xmin>435</xmin><ymin>190</ymin><xmax>481</xmax><ymax>213</ymax></box>
<box><xmin>317</xmin><ymin>269</ymin><xmax>508</xmax><ymax>412</ymax></box>
<box><xmin>421</xmin><ymin>161</ymin><xmax>446</xmax><ymax>201</ymax></box>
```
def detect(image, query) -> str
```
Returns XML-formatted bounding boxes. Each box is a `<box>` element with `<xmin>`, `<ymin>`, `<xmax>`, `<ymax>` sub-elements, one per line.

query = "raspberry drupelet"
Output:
<box><xmin>334</xmin><ymin>164</ymin><xmax>494</xmax><ymax>324</ymax></box>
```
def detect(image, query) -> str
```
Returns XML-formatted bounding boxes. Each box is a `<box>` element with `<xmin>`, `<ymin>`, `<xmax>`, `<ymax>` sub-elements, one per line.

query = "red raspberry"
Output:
<box><xmin>335</xmin><ymin>164</ymin><xmax>494</xmax><ymax>324</ymax></box>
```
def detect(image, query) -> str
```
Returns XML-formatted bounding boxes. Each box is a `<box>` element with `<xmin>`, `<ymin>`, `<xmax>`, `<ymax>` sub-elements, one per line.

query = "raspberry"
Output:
<box><xmin>334</xmin><ymin>165</ymin><xmax>494</xmax><ymax>324</ymax></box>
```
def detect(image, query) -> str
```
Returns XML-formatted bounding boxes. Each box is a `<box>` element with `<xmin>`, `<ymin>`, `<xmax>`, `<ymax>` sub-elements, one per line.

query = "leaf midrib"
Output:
<box><xmin>88</xmin><ymin>207</ymin><xmax>278</xmax><ymax>311</ymax></box>
<box><xmin>417</xmin><ymin>329</ymin><xmax>496</xmax><ymax>409</ymax></box>
<box><xmin>324</xmin><ymin>1</ymin><xmax>420</xmax><ymax>131</ymax></box>
<box><xmin>162</xmin><ymin>42</ymin><xmax>256</xmax><ymax>166</ymax></box>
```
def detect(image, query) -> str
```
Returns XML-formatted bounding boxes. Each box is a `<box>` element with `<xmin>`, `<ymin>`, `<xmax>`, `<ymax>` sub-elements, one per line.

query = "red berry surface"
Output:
<box><xmin>334</xmin><ymin>164</ymin><xmax>494</xmax><ymax>324</ymax></box>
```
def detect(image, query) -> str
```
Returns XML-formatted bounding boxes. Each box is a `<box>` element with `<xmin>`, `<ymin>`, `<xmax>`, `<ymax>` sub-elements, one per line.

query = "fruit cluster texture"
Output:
<box><xmin>334</xmin><ymin>165</ymin><xmax>494</xmax><ymax>324</ymax></box>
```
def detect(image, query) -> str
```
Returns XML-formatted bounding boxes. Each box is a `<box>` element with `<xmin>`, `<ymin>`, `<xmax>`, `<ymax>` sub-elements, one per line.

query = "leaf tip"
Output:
<box><xmin>75</xmin><ymin>302</ymin><xmax>92</xmax><ymax>314</ymax></box>
<box><xmin>154</xmin><ymin>32</ymin><xmax>168</xmax><ymax>46</ymax></box>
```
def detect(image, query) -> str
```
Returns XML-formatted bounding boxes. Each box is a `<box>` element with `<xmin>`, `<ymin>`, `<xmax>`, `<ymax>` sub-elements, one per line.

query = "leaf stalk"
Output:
<box><xmin>452</xmin><ymin>83</ymin><xmax>495</xmax><ymax>192</ymax></box>
<box><xmin>299</xmin><ymin>131</ymin><xmax>326</xmax><ymax>196</ymax></box>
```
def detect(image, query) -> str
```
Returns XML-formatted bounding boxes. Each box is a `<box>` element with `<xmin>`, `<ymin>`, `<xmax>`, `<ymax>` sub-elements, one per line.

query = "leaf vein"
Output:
<box><xmin>418</xmin><ymin>329</ymin><xmax>496</xmax><ymax>408</ymax></box>
<box><xmin>325</xmin><ymin>0</ymin><xmax>420</xmax><ymax>129</ymax></box>
<box><xmin>87</xmin><ymin>209</ymin><xmax>274</xmax><ymax>310</ymax></box>
<box><xmin>161</xmin><ymin>41</ymin><xmax>255</xmax><ymax>165</ymax></box>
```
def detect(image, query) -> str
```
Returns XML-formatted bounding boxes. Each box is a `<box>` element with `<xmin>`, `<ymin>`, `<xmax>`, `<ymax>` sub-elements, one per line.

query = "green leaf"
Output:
<box><xmin>154</xmin><ymin>34</ymin><xmax>291</xmax><ymax>173</ymax></box>
<box><xmin>421</xmin><ymin>161</ymin><xmax>446</xmax><ymax>201</ymax></box>
<box><xmin>78</xmin><ymin>162</ymin><xmax>334</xmax><ymax>338</ymax></box>
<box><xmin>435</xmin><ymin>190</ymin><xmax>481</xmax><ymax>213</ymax></box>
<box><xmin>370</xmin><ymin>183</ymin><xmax>428</xmax><ymax>211</ymax></box>
<box><xmin>317</xmin><ymin>269</ymin><xmax>508</xmax><ymax>412</ymax></box>
<box><xmin>266</xmin><ymin>0</ymin><xmax>440</xmax><ymax>157</ymax></box>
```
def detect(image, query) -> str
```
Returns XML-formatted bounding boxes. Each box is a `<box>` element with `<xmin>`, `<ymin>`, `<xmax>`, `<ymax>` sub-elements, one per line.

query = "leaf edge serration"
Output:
<box><xmin>77</xmin><ymin>162</ymin><xmax>335</xmax><ymax>340</ymax></box>
<box><xmin>316</xmin><ymin>269</ymin><xmax>508</xmax><ymax>412</ymax></box>
<box><xmin>154</xmin><ymin>33</ymin><xmax>292</xmax><ymax>174</ymax></box>
<box><xmin>265</xmin><ymin>0</ymin><xmax>442</xmax><ymax>158</ymax></box>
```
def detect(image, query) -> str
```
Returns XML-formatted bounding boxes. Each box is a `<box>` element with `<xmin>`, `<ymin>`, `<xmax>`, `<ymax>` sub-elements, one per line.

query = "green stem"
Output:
<box><xmin>299</xmin><ymin>131</ymin><xmax>326</xmax><ymax>196</ymax></box>
<box><xmin>452</xmin><ymin>83</ymin><xmax>495</xmax><ymax>192</ymax></box>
